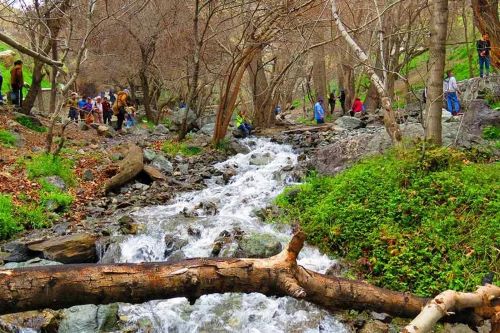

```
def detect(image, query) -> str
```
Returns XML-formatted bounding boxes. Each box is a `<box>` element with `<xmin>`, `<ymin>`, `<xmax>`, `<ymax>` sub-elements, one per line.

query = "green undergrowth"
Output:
<box><xmin>162</xmin><ymin>140</ymin><xmax>202</xmax><ymax>157</ymax></box>
<box><xmin>15</xmin><ymin>115</ymin><xmax>47</xmax><ymax>133</ymax></box>
<box><xmin>274</xmin><ymin>146</ymin><xmax>499</xmax><ymax>297</ymax></box>
<box><xmin>0</xmin><ymin>129</ymin><xmax>16</xmax><ymax>147</ymax></box>
<box><xmin>25</xmin><ymin>153</ymin><xmax>76</xmax><ymax>186</ymax></box>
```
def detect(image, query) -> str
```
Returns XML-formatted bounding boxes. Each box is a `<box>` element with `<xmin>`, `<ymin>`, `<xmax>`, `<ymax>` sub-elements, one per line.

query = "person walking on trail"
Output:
<box><xmin>77</xmin><ymin>96</ymin><xmax>87</xmax><ymax>121</ymax></box>
<box><xmin>443</xmin><ymin>70</ymin><xmax>461</xmax><ymax>116</ymax></box>
<box><xmin>82</xmin><ymin>97</ymin><xmax>94</xmax><ymax>124</ymax></box>
<box><xmin>477</xmin><ymin>33</ymin><xmax>491</xmax><ymax>78</ymax></box>
<box><xmin>314</xmin><ymin>97</ymin><xmax>325</xmax><ymax>124</ymax></box>
<box><xmin>93</xmin><ymin>96</ymin><xmax>104</xmax><ymax>124</ymax></box>
<box><xmin>113</xmin><ymin>89</ymin><xmax>130</xmax><ymax>132</ymax></box>
<box><xmin>339</xmin><ymin>89</ymin><xmax>346</xmax><ymax>116</ymax></box>
<box><xmin>10</xmin><ymin>60</ymin><xmax>24</xmax><ymax>107</ymax></box>
<box><xmin>350</xmin><ymin>97</ymin><xmax>364</xmax><ymax>117</ymax></box>
<box><xmin>67</xmin><ymin>92</ymin><xmax>79</xmax><ymax>123</ymax></box>
<box><xmin>235</xmin><ymin>109</ymin><xmax>253</xmax><ymax>138</ymax></box>
<box><xmin>328</xmin><ymin>92</ymin><xmax>336</xmax><ymax>114</ymax></box>
<box><xmin>102</xmin><ymin>96</ymin><xmax>112</xmax><ymax>125</ymax></box>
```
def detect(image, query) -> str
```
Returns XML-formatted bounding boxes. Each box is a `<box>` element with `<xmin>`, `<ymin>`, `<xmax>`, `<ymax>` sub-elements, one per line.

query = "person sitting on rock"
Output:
<box><xmin>350</xmin><ymin>97</ymin><xmax>364</xmax><ymax>117</ymax></box>
<box><xmin>314</xmin><ymin>97</ymin><xmax>325</xmax><ymax>124</ymax></box>
<box><xmin>235</xmin><ymin>109</ymin><xmax>253</xmax><ymax>138</ymax></box>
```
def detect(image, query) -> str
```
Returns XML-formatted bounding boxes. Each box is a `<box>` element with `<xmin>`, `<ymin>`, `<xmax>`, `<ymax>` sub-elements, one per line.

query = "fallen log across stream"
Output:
<box><xmin>0</xmin><ymin>232</ymin><xmax>498</xmax><ymax>333</ymax></box>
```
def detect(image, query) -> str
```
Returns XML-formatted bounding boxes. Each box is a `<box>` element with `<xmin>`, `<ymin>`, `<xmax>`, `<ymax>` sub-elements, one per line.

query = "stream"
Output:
<box><xmin>109</xmin><ymin>138</ymin><xmax>349</xmax><ymax>332</ymax></box>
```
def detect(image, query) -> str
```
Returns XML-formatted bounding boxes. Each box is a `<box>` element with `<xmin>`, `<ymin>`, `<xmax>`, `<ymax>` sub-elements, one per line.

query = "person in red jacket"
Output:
<box><xmin>350</xmin><ymin>97</ymin><xmax>363</xmax><ymax>117</ymax></box>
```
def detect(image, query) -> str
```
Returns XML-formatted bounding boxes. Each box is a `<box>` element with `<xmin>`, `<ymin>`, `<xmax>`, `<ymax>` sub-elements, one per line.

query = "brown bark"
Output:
<box><xmin>0</xmin><ymin>232</ymin><xmax>427</xmax><ymax>317</ymax></box>
<box><xmin>312</xmin><ymin>42</ymin><xmax>327</xmax><ymax>103</ymax></box>
<box><xmin>471</xmin><ymin>0</ymin><xmax>500</xmax><ymax>69</ymax></box>
<box><xmin>249</xmin><ymin>49</ymin><xmax>272</xmax><ymax>128</ymax></box>
<box><xmin>425</xmin><ymin>0</ymin><xmax>448</xmax><ymax>145</ymax></box>
<box><xmin>104</xmin><ymin>144</ymin><xmax>144</xmax><ymax>193</ymax></box>
<box><xmin>21</xmin><ymin>61</ymin><xmax>45</xmax><ymax>115</ymax></box>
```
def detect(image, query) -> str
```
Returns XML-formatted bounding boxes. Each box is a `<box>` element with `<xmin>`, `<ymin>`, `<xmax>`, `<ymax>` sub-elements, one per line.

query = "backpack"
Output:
<box><xmin>112</xmin><ymin>91</ymin><xmax>128</xmax><ymax>115</ymax></box>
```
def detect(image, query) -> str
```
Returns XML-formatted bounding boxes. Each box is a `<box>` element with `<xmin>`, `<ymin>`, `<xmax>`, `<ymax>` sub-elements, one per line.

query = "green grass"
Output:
<box><xmin>483</xmin><ymin>126</ymin><xmax>500</xmax><ymax>140</ymax></box>
<box><xmin>39</xmin><ymin>190</ymin><xmax>73</xmax><ymax>213</ymax></box>
<box><xmin>274</xmin><ymin>147</ymin><xmax>499</xmax><ymax>297</ymax></box>
<box><xmin>15</xmin><ymin>116</ymin><xmax>47</xmax><ymax>132</ymax></box>
<box><xmin>0</xmin><ymin>194</ymin><xmax>22</xmax><ymax>239</ymax></box>
<box><xmin>162</xmin><ymin>140</ymin><xmax>202</xmax><ymax>157</ymax></box>
<box><xmin>25</xmin><ymin>153</ymin><xmax>75</xmax><ymax>186</ymax></box>
<box><xmin>0</xmin><ymin>129</ymin><xmax>16</xmax><ymax>147</ymax></box>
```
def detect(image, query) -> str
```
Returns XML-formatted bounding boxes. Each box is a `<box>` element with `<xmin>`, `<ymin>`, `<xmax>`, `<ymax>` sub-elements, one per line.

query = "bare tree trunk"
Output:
<box><xmin>471</xmin><ymin>0</ymin><xmax>500</xmax><ymax>69</ymax></box>
<box><xmin>45</xmin><ymin>40</ymin><xmax>59</xmax><ymax>154</ymax></box>
<box><xmin>139</xmin><ymin>68</ymin><xmax>154</xmax><ymax>122</ymax></box>
<box><xmin>21</xmin><ymin>61</ymin><xmax>45</xmax><ymax>115</ymax></box>
<box><xmin>312</xmin><ymin>42</ymin><xmax>327</xmax><ymax>102</ymax></box>
<box><xmin>462</xmin><ymin>1</ymin><xmax>474</xmax><ymax>78</ymax></box>
<box><xmin>425</xmin><ymin>0</ymin><xmax>448</xmax><ymax>145</ymax></box>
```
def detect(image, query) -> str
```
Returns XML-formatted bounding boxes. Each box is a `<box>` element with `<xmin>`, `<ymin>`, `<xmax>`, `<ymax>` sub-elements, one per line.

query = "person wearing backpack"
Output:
<box><xmin>10</xmin><ymin>60</ymin><xmax>24</xmax><ymax>107</ymax></box>
<box><xmin>113</xmin><ymin>89</ymin><xmax>130</xmax><ymax>131</ymax></box>
<box><xmin>443</xmin><ymin>71</ymin><xmax>461</xmax><ymax>116</ymax></box>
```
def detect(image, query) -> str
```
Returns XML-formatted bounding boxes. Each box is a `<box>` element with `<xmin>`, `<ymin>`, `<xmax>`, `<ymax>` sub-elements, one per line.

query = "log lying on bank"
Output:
<box><xmin>104</xmin><ymin>143</ymin><xmax>144</xmax><ymax>193</ymax></box>
<box><xmin>0</xmin><ymin>232</ymin><xmax>497</xmax><ymax>333</ymax></box>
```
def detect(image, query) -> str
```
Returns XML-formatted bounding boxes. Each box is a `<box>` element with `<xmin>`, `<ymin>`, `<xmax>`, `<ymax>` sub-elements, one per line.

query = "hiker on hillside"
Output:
<box><xmin>477</xmin><ymin>33</ymin><xmax>491</xmax><ymax>78</ymax></box>
<box><xmin>10</xmin><ymin>60</ymin><xmax>23</xmax><ymax>107</ymax></box>
<box><xmin>235</xmin><ymin>109</ymin><xmax>252</xmax><ymax>138</ymax></box>
<box><xmin>109</xmin><ymin>89</ymin><xmax>116</xmax><ymax>104</ymax></box>
<box><xmin>102</xmin><ymin>96</ymin><xmax>112</xmax><ymax>125</ymax></box>
<box><xmin>350</xmin><ymin>97</ymin><xmax>364</xmax><ymax>117</ymax></box>
<box><xmin>93</xmin><ymin>96</ymin><xmax>104</xmax><ymax>124</ymax></box>
<box><xmin>328</xmin><ymin>92</ymin><xmax>336</xmax><ymax>114</ymax></box>
<box><xmin>113</xmin><ymin>89</ymin><xmax>130</xmax><ymax>131</ymax></box>
<box><xmin>314</xmin><ymin>97</ymin><xmax>325</xmax><ymax>124</ymax></box>
<box><xmin>339</xmin><ymin>89</ymin><xmax>346</xmax><ymax>115</ymax></box>
<box><xmin>67</xmin><ymin>92</ymin><xmax>79</xmax><ymax>123</ymax></box>
<box><xmin>77</xmin><ymin>96</ymin><xmax>87</xmax><ymax>121</ymax></box>
<box><xmin>82</xmin><ymin>97</ymin><xmax>94</xmax><ymax>124</ymax></box>
<box><xmin>443</xmin><ymin>71</ymin><xmax>461</xmax><ymax>116</ymax></box>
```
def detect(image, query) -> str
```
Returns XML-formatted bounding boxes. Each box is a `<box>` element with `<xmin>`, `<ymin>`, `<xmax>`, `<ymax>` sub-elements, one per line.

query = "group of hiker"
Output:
<box><xmin>313</xmin><ymin>91</ymin><xmax>364</xmax><ymax>125</ymax></box>
<box><xmin>66</xmin><ymin>89</ymin><xmax>136</xmax><ymax>131</ymax></box>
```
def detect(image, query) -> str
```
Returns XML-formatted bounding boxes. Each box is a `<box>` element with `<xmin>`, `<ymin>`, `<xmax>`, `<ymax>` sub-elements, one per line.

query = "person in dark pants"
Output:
<box><xmin>339</xmin><ymin>89</ymin><xmax>346</xmax><ymax>115</ymax></box>
<box><xmin>10</xmin><ymin>60</ymin><xmax>24</xmax><ymax>107</ymax></box>
<box><xmin>314</xmin><ymin>97</ymin><xmax>325</xmax><ymax>124</ymax></box>
<box><xmin>476</xmin><ymin>33</ymin><xmax>491</xmax><ymax>78</ymax></box>
<box><xmin>102</xmin><ymin>96</ymin><xmax>112</xmax><ymax>125</ymax></box>
<box><xmin>115</xmin><ymin>89</ymin><xmax>130</xmax><ymax>131</ymax></box>
<box><xmin>0</xmin><ymin>72</ymin><xmax>4</xmax><ymax>105</ymax></box>
<box><xmin>328</xmin><ymin>92</ymin><xmax>336</xmax><ymax>115</ymax></box>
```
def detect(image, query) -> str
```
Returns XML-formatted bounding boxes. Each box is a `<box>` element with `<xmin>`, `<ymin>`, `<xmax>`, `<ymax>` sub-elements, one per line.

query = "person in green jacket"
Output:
<box><xmin>235</xmin><ymin>110</ymin><xmax>252</xmax><ymax>138</ymax></box>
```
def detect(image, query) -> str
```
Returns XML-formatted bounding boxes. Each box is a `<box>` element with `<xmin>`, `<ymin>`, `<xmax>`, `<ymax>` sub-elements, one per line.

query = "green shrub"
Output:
<box><xmin>274</xmin><ymin>147</ymin><xmax>499</xmax><ymax>297</ymax></box>
<box><xmin>39</xmin><ymin>190</ymin><xmax>73</xmax><ymax>212</ymax></box>
<box><xmin>0</xmin><ymin>129</ymin><xmax>16</xmax><ymax>147</ymax></box>
<box><xmin>483</xmin><ymin>126</ymin><xmax>500</xmax><ymax>140</ymax></box>
<box><xmin>16</xmin><ymin>205</ymin><xmax>50</xmax><ymax>229</ymax></box>
<box><xmin>15</xmin><ymin>116</ymin><xmax>47</xmax><ymax>132</ymax></box>
<box><xmin>25</xmin><ymin>154</ymin><xmax>75</xmax><ymax>186</ymax></box>
<box><xmin>162</xmin><ymin>140</ymin><xmax>202</xmax><ymax>157</ymax></box>
<box><xmin>0</xmin><ymin>195</ymin><xmax>22</xmax><ymax>239</ymax></box>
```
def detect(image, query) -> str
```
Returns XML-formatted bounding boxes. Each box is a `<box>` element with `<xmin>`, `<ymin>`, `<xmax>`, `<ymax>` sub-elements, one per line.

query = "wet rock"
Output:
<box><xmin>143</xmin><ymin>165</ymin><xmax>167</xmax><ymax>181</ymax></box>
<box><xmin>370</xmin><ymin>311</ymin><xmax>392</xmax><ymax>323</ymax></box>
<box><xmin>2</xmin><ymin>241</ymin><xmax>34</xmax><ymax>262</ymax></box>
<box><xmin>154</xmin><ymin>124</ymin><xmax>169</xmax><ymax>134</ymax></box>
<box><xmin>96</xmin><ymin>303</ymin><xmax>120</xmax><ymax>332</ymax></box>
<box><xmin>43</xmin><ymin>175</ymin><xmax>67</xmax><ymax>191</ymax></box>
<box><xmin>0</xmin><ymin>309</ymin><xmax>60</xmax><ymax>333</ymax></box>
<box><xmin>222</xmin><ymin>167</ymin><xmax>237</xmax><ymax>184</ymax></box>
<box><xmin>58</xmin><ymin>304</ymin><xmax>119</xmax><ymax>333</ymax></box>
<box><xmin>152</xmin><ymin>155</ymin><xmax>173</xmax><ymax>174</ymax></box>
<box><xmin>443</xmin><ymin>323</ymin><xmax>476</xmax><ymax>333</ymax></box>
<box><xmin>229</xmin><ymin>141</ymin><xmax>251</xmax><ymax>154</ymax></box>
<box><xmin>334</xmin><ymin>116</ymin><xmax>364</xmax><ymax>130</ymax></box>
<box><xmin>3</xmin><ymin>257</ymin><xmax>62</xmax><ymax>268</ymax></box>
<box><xmin>28</xmin><ymin>233</ymin><xmax>97</xmax><ymax>264</ymax></box>
<box><xmin>359</xmin><ymin>320</ymin><xmax>388</xmax><ymax>333</ymax></box>
<box><xmin>249</xmin><ymin>152</ymin><xmax>272</xmax><ymax>166</ymax></box>
<box><xmin>195</xmin><ymin>201</ymin><xmax>218</xmax><ymax>216</ymax></box>
<box><xmin>99</xmin><ymin>243</ymin><xmax>122</xmax><ymax>264</ymax></box>
<box><xmin>118</xmin><ymin>215</ymin><xmax>141</xmax><ymax>235</ymax></box>
<box><xmin>165</xmin><ymin>250</ymin><xmax>186</xmax><ymax>263</ymax></box>
<box><xmin>82</xmin><ymin>169</ymin><xmax>94</xmax><ymax>181</ymax></box>
<box><xmin>164</xmin><ymin>234</ymin><xmax>188</xmax><ymax>257</ymax></box>
<box><xmin>143</xmin><ymin>149</ymin><xmax>157</xmax><ymax>162</ymax></box>
<box><xmin>187</xmin><ymin>226</ymin><xmax>201</xmax><ymax>238</ymax></box>
<box><xmin>235</xmin><ymin>233</ymin><xmax>282</xmax><ymax>258</ymax></box>
<box><xmin>200</xmin><ymin>123</ymin><xmax>215</xmax><ymax>135</ymax></box>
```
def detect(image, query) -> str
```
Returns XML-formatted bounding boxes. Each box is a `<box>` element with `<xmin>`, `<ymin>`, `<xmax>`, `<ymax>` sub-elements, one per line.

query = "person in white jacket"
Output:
<box><xmin>443</xmin><ymin>71</ymin><xmax>461</xmax><ymax>115</ymax></box>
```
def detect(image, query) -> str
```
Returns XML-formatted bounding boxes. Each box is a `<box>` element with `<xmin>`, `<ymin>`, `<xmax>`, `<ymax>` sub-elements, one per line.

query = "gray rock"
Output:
<box><xmin>96</xmin><ymin>303</ymin><xmax>119</xmax><ymax>332</ymax></box>
<box><xmin>43</xmin><ymin>175</ymin><xmax>67</xmax><ymax>191</ymax></box>
<box><xmin>334</xmin><ymin>116</ymin><xmax>364</xmax><ymax>130</ymax></box>
<box><xmin>164</xmin><ymin>234</ymin><xmax>188</xmax><ymax>257</ymax></box>
<box><xmin>97</xmin><ymin>125</ymin><xmax>114</xmax><ymax>138</ymax></box>
<box><xmin>370</xmin><ymin>311</ymin><xmax>392</xmax><ymax>323</ymax></box>
<box><xmin>249</xmin><ymin>152</ymin><xmax>272</xmax><ymax>166</ymax></box>
<box><xmin>3</xmin><ymin>241</ymin><xmax>33</xmax><ymax>262</ymax></box>
<box><xmin>199</xmin><ymin>123</ymin><xmax>215</xmax><ymax>135</ymax></box>
<box><xmin>165</xmin><ymin>107</ymin><xmax>198</xmax><ymax>131</ymax></box>
<box><xmin>462</xmin><ymin>99</ymin><xmax>500</xmax><ymax>136</ymax></box>
<box><xmin>3</xmin><ymin>257</ymin><xmax>62</xmax><ymax>269</ymax></box>
<box><xmin>177</xmin><ymin>163</ymin><xmax>189</xmax><ymax>174</ymax></box>
<box><xmin>152</xmin><ymin>155</ymin><xmax>173</xmax><ymax>174</ymax></box>
<box><xmin>58</xmin><ymin>304</ymin><xmax>98</xmax><ymax>333</ymax></box>
<box><xmin>235</xmin><ymin>233</ymin><xmax>282</xmax><ymax>258</ymax></box>
<box><xmin>229</xmin><ymin>141</ymin><xmax>251</xmax><ymax>154</ymax></box>
<box><xmin>99</xmin><ymin>243</ymin><xmax>122</xmax><ymax>264</ymax></box>
<box><xmin>154</xmin><ymin>124</ymin><xmax>169</xmax><ymax>134</ymax></box>
<box><xmin>119</xmin><ymin>215</ymin><xmax>140</xmax><ymax>235</ymax></box>
<box><xmin>82</xmin><ymin>169</ymin><xmax>94</xmax><ymax>181</ymax></box>
<box><xmin>143</xmin><ymin>149</ymin><xmax>157</xmax><ymax>162</ymax></box>
<box><xmin>359</xmin><ymin>320</ymin><xmax>388</xmax><ymax>333</ymax></box>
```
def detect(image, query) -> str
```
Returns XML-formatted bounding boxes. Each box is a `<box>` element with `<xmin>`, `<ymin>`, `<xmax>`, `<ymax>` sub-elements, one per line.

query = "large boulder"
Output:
<box><xmin>235</xmin><ymin>233</ymin><xmax>282</xmax><ymax>258</ymax></box>
<box><xmin>97</xmin><ymin>125</ymin><xmax>115</xmax><ymax>138</ymax></box>
<box><xmin>2</xmin><ymin>241</ymin><xmax>33</xmax><ymax>262</ymax></box>
<box><xmin>165</xmin><ymin>107</ymin><xmax>198</xmax><ymax>131</ymax></box>
<box><xmin>0</xmin><ymin>309</ymin><xmax>60</xmax><ymax>333</ymax></box>
<box><xmin>462</xmin><ymin>99</ymin><xmax>500</xmax><ymax>136</ymax></box>
<box><xmin>199</xmin><ymin>123</ymin><xmax>215</xmax><ymax>136</ymax></box>
<box><xmin>28</xmin><ymin>233</ymin><xmax>97</xmax><ymax>264</ymax></box>
<box><xmin>3</xmin><ymin>257</ymin><xmax>62</xmax><ymax>269</ymax></box>
<box><xmin>151</xmin><ymin>155</ymin><xmax>173</xmax><ymax>174</ymax></box>
<box><xmin>58</xmin><ymin>303</ymin><xmax>119</xmax><ymax>333</ymax></box>
<box><xmin>334</xmin><ymin>116</ymin><xmax>365</xmax><ymax>130</ymax></box>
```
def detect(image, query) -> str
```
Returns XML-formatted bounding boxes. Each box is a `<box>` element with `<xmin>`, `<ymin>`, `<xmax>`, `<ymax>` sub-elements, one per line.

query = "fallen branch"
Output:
<box><xmin>0</xmin><ymin>31</ymin><xmax>63</xmax><ymax>67</ymax></box>
<box><xmin>104</xmin><ymin>144</ymin><xmax>144</xmax><ymax>193</ymax></box>
<box><xmin>403</xmin><ymin>285</ymin><xmax>500</xmax><ymax>333</ymax></box>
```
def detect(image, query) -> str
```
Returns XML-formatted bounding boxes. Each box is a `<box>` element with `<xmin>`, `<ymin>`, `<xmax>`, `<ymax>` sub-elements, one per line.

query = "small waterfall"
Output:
<box><xmin>110</xmin><ymin>138</ymin><xmax>347</xmax><ymax>332</ymax></box>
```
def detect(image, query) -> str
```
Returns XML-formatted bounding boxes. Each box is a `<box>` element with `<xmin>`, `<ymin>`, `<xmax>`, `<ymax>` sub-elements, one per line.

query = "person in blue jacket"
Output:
<box><xmin>314</xmin><ymin>97</ymin><xmax>325</xmax><ymax>124</ymax></box>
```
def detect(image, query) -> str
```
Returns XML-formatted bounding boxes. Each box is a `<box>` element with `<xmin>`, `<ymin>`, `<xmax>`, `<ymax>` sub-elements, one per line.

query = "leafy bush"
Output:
<box><xmin>25</xmin><ymin>154</ymin><xmax>75</xmax><ymax>186</ymax></box>
<box><xmin>274</xmin><ymin>147</ymin><xmax>499</xmax><ymax>297</ymax></box>
<box><xmin>16</xmin><ymin>205</ymin><xmax>50</xmax><ymax>229</ymax></box>
<box><xmin>0</xmin><ymin>129</ymin><xmax>16</xmax><ymax>147</ymax></box>
<box><xmin>0</xmin><ymin>195</ymin><xmax>22</xmax><ymax>239</ymax></box>
<box><xmin>483</xmin><ymin>126</ymin><xmax>500</xmax><ymax>140</ymax></box>
<box><xmin>162</xmin><ymin>140</ymin><xmax>202</xmax><ymax>157</ymax></box>
<box><xmin>39</xmin><ymin>190</ymin><xmax>73</xmax><ymax>212</ymax></box>
<box><xmin>15</xmin><ymin>116</ymin><xmax>47</xmax><ymax>132</ymax></box>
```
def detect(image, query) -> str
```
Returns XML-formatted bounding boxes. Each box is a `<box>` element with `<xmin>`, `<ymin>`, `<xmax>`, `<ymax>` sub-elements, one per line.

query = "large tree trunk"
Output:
<box><xmin>425</xmin><ymin>0</ymin><xmax>448</xmax><ymax>145</ymax></box>
<box><xmin>139</xmin><ymin>69</ymin><xmax>154</xmax><ymax>122</ymax></box>
<box><xmin>249</xmin><ymin>49</ymin><xmax>272</xmax><ymax>128</ymax></box>
<box><xmin>21</xmin><ymin>61</ymin><xmax>45</xmax><ymax>115</ymax></box>
<box><xmin>312</xmin><ymin>41</ymin><xmax>327</xmax><ymax>103</ymax></box>
<box><xmin>0</xmin><ymin>232</ymin><xmax>427</xmax><ymax>317</ymax></box>
<box><xmin>471</xmin><ymin>0</ymin><xmax>500</xmax><ymax>69</ymax></box>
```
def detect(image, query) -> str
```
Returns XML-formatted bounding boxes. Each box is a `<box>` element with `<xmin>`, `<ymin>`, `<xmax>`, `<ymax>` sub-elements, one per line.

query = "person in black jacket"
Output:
<box><xmin>476</xmin><ymin>34</ymin><xmax>491</xmax><ymax>78</ymax></box>
<box><xmin>339</xmin><ymin>89</ymin><xmax>346</xmax><ymax>116</ymax></box>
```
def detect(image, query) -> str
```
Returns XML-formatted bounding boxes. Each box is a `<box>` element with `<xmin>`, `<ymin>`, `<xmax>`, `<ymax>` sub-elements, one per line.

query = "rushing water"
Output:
<box><xmin>111</xmin><ymin>138</ymin><xmax>348</xmax><ymax>333</ymax></box>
